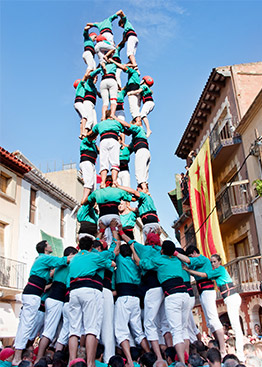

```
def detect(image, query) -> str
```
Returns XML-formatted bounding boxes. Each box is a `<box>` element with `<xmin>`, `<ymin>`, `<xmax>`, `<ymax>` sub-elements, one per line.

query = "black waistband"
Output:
<box><xmin>48</xmin><ymin>281</ymin><xmax>67</xmax><ymax>302</ymax></box>
<box><xmin>125</xmin><ymin>30</ymin><xmax>138</xmax><ymax>39</ymax></box>
<box><xmin>80</xmin><ymin>149</ymin><xmax>97</xmax><ymax>164</ymax></box>
<box><xmin>116</xmin><ymin>102</ymin><xmax>124</xmax><ymax>111</ymax></box>
<box><xmin>84</xmin><ymin>45</ymin><xmax>95</xmax><ymax>55</ymax></box>
<box><xmin>100</xmin><ymin>131</ymin><xmax>119</xmax><ymax>141</ymax></box>
<box><xmin>123</xmin><ymin>227</ymin><xmax>134</xmax><ymax>239</ymax></box>
<box><xmin>113</xmin><ymin>56</ymin><xmax>121</xmax><ymax>63</ymax></box>
<box><xmin>84</xmin><ymin>94</ymin><xmax>97</xmax><ymax>105</ymax></box>
<box><xmin>75</xmin><ymin>96</ymin><xmax>84</xmax><ymax>104</ymax></box>
<box><xmin>184</xmin><ymin>281</ymin><xmax>194</xmax><ymax>297</ymax></box>
<box><xmin>64</xmin><ymin>290</ymin><xmax>70</xmax><ymax>303</ymax></box>
<box><xmin>101</xmin><ymin>28</ymin><xmax>113</xmax><ymax>35</ymax></box>
<box><xmin>23</xmin><ymin>275</ymin><xmax>46</xmax><ymax>296</ymax></box>
<box><xmin>133</xmin><ymin>138</ymin><xmax>149</xmax><ymax>152</ymax></box>
<box><xmin>120</xmin><ymin>160</ymin><xmax>129</xmax><ymax>171</ymax></box>
<box><xmin>127</xmin><ymin>83</ymin><xmax>140</xmax><ymax>92</ymax></box>
<box><xmin>142</xmin><ymin>95</ymin><xmax>154</xmax><ymax>103</ymax></box>
<box><xmin>142</xmin><ymin>270</ymin><xmax>160</xmax><ymax>291</ymax></box>
<box><xmin>99</xmin><ymin>202</ymin><xmax>119</xmax><ymax>216</ymax></box>
<box><xmin>116</xmin><ymin>283</ymin><xmax>139</xmax><ymax>297</ymax></box>
<box><xmin>219</xmin><ymin>282</ymin><xmax>237</xmax><ymax>299</ymax></box>
<box><xmin>103</xmin><ymin>269</ymin><xmax>113</xmax><ymax>290</ymax></box>
<box><xmin>70</xmin><ymin>275</ymin><xmax>103</xmax><ymax>292</ymax></box>
<box><xmin>197</xmin><ymin>279</ymin><xmax>214</xmax><ymax>294</ymax></box>
<box><xmin>102</xmin><ymin>73</ymin><xmax>116</xmax><ymax>80</ymax></box>
<box><xmin>141</xmin><ymin>212</ymin><xmax>159</xmax><ymax>225</ymax></box>
<box><xmin>78</xmin><ymin>221</ymin><xmax>97</xmax><ymax>236</ymax></box>
<box><xmin>161</xmin><ymin>277</ymin><xmax>186</xmax><ymax>297</ymax></box>
<box><xmin>39</xmin><ymin>301</ymin><xmax>45</xmax><ymax>312</ymax></box>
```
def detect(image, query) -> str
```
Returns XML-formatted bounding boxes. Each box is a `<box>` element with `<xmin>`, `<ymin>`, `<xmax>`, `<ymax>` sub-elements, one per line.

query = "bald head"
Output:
<box><xmin>153</xmin><ymin>361</ymin><xmax>168</xmax><ymax>367</ymax></box>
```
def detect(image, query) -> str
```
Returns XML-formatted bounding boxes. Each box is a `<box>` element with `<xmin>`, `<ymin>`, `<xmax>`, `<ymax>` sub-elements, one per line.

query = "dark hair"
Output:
<box><xmin>176</xmin><ymin>248</ymin><xmax>186</xmax><ymax>255</ymax></box>
<box><xmin>137</xmin><ymin>183</ymin><xmax>148</xmax><ymax>190</ymax></box>
<box><xmin>186</xmin><ymin>245</ymin><xmax>199</xmax><ymax>256</ymax></box>
<box><xmin>120</xmin><ymin>244</ymin><xmax>132</xmax><ymax>257</ymax></box>
<box><xmin>162</xmin><ymin>240</ymin><xmax>176</xmax><ymax>256</ymax></box>
<box><xmin>130</xmin><ymin>347</ymin><xmax>142</xmax><ymax>362</ymax></box>
<box><xmin>79</xmin><ymin>236</ymin><xmax>93</xmax><ymax>251</ymax></box>
<box><xmin>139</xmin><ymin>352</ymin><xmax>157</xmax><ymax>367</ymax></box>
<box><xmin>118</xmin><ymin>19</ymin><xmax>124</xmax><ymax>26</ymax></box>
<box><xmin>108</xmin><ymin>356</ymin><xmax>124</xmax><ymax>367</ymax></box>
<box><xmin>105</xmin><ymin>110</ymin><xmax>112</xmax><ymax>119</ymax></box>
<box><xmin>36</xmin><ymin>240</ymin><xmax>48</xmax><ymax>254</ymax></box>
<box><xmin>105</xmin><ymin>175</ymin><xmax>113</xmax><ymax>187</ymax></box>
<box><xmin>21</xmin><ymin>349</ymin><xmax>33</xmax><ymax>360</ymax></box>
<box><xmin>207</xmin><ymin>348</ymin><xmax>221</xmax><ymax>364</ymax></box>
<box><xmin>18</xmin><ymin>361</ymin><xmax>31</xmax><ymax>367</ymax></box>
<box><xmin>211</xmin><ymin>254</ymin><xmax>222</xmax><ymax>263</ymax></box>
<box><xmin>193</xmin><ymin>341</ymin><xmax>206</xmax><ymax>353</ymax></box>
<box><xmin>208</xmin><ymin>339</ymin><xmax>219</xmax><ymax>349</ymax></box>
<box><xmin>165</xmin><ymin>347</ymin><xmax>177</xmax><ymax>362</ymax></box>
<box><xmin>96</xmin><ymin>343</ymin><xmax>104</xmax><ymax>359</ymax></box>
<box><xmin>93</xmin><ymin>240</ymin><xmax>104</xmax><ymax>251</ymax></box>
<box><xmin>34</xmin><ymin>358</ymin><xmax>48</xmax><ymax>367</ymax></box>
<box><xmin>53</xmin><ymin>351</ymin><xmax>67</xmax><ymax>363</ymax></box>
<box><xmin>223</xmin><ymin>355</ymin><xmax>240</xmax><ymax>364</ymax></box>
<box><xmin>64</xmin><ymin>247</ymin><xmax>78</xmax><ymax>256</ymax></box>
<box><xmin>188</xmin><ymin>353</ymin><xmax>204</xmax><ymax>367</ymax></box>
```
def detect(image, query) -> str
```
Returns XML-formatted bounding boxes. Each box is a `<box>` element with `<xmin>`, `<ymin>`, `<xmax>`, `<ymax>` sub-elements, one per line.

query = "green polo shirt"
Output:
<box><xmin>77</xmin><ymin>203</ymin><xmax>99</xmax><ymax>224</ymax></box>
<box><xmin>52</xmin><ymin>265</ymin><xmax>69</xmax><ymax>285</ymax></box>
<box><xmin>29</xmin><ymin>254</ymin><xmax>68</xmax><ymax>282</ymax></box>
<box><xmin>88</xmin><ymin>187</ymin><xmax>132</xmax><ymax>206</ymax></box>
<box><xmin>126</xmin><ymin>67</ymin><xmax>140</xmax><ymax>88</ymax></box>
<box><xmin>120</xmin><ymin>211</ymin><xmax>137</xmax><ymax>228</ymax></box>
<box><xmin>117</xmin><ymin>89</ymin><xmax>127</xmax><ymax>103</ymax></box>
<box><xmin>93</xmin><ymin>14</ymin><xmax>118</xmax><ymax>32</ymax></box>
<box><xmin>129</xmin><ymin>124</ymin><xmax>147</xmax><ymax>140</ymax></box>
<box><xmin>122</xmin><ymin>16</ymin><xmax>135</xmax><ymax>34</ymax></box>
<box><xmin>83</xmin><ymin>30</ymin><xmax>95</xmax><ymax>49</ymax></box>
<box><xmin>92</xmin><ymin>119</ymin><xmax>124</xmax><ymax>136</ymax></box>
<box><xmin>119</xmin><ymin>145</ymin><xmax>132</xmax><ymax>162</ymax></box>
<box><xmin>101</xmin><ymin>62</ymin><xmax>117</xmax><ymax>76</ymax></box>
<box><xmin>137</xmin><ymin>192</ymin><xmax>157</xmax><ymax>216</ymax></box>
<box><xmin>206</xmin><ymin>265</ymin><xmax>233</xmax><ymax>287</ymax></box>
<box><xmin>141</xmin><ymin>84</ymin><xmax>152</xmax><ymax>97</ymax></box>
<box><xmin>115</xmin><ymin>254</ymin><xmax>141</xmax><ymax>285</ymax></box>
<box><xmin>188</xmin><ymin>254</ymin><xmax>213</xmax><ymax>281</ymax></box>
<box><xmin>80</xmin><ymin>138</ymin><xmax>98</xmax><ymax>154</ymax></box>
<box><xmin>75</xmin><ymin>81</ymin><xmax>86</xmax><ymax>98</ymax></box>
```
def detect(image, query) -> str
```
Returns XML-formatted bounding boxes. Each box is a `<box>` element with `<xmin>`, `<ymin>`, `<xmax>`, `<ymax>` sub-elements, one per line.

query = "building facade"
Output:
<box><xmin>171</xmin><ymin>62</ymin><xmax>262</xmax><ymax>335</ymax></box>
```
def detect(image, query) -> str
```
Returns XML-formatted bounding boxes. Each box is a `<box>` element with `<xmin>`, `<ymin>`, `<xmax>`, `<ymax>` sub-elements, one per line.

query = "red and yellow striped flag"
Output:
<box><xmin>188</xmin><ymin>138</ymin><xmax>226</xmax><ymax>262</ymax></box>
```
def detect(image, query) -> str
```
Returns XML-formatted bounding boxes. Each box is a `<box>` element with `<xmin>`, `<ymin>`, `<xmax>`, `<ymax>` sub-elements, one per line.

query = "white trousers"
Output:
<box><xmin>100</xmin><ymin>288</ymin><xmax>115</xmax><ymax>363</ymax></box>
<box><xmin>118</xmin><ymin>170</ymin><xmax>130</xmax><ymax>187</ymax></box>
<box><xmin>74</xmin><ymin>102</ymin><xmax>87</xmax><ymax>120</ymax></box>
<box><xmin>83</xmin><ymin>100</ymin><xmax>97</xmax><ymax>130</ymax></box>
<box><xmin>200</xmin><ymin>289</ymin><xmax>222</xmax><ymax>333</ymax></box>
<box><xmin>102</xmin><ymin>31</ymin><xmax>114</xmax><ymax>45</ymax></box>
<box><xmin>135</xmin><ymin>148</ymin><xmax>151</xmax><ymax>185</ymax></box>
<box><xmin>141</xmin><ymin>101</ymin><xmax>155</xmax><ymax>119</ymax></box>
<box><xmin>69</xmin><ymin>288</ymin><xmax>103</xmax><ymax>337</ymax></box>
<box><xmin>126</xmin><ymin>36</ymin><xmax>139</xmax><ymax>57</ymax></box>
<box><xmin>82</xmin><ymin>50</ymin><xmax>96</xmax><ymax>71</ymax></box>
<box><xmin>187</xmin><ymin>296</ymin><xmax>200</xmax><ymax>343</ymax></box>
<box><xmin>100</xmin><ymin>138</ymin><xmax>120</xmax><ymax>173</ymax></box>
<box><xmin>29</xmin><ymin>310</ymin><xmax>45</xmax><ymax>341</ymax></box>
<box><xmin>14</xmin><ymin>294</ymin><xmax>41</xmax><ymax>349</ymax></box>
<box><xmin>100</xmin><ymin>79</ymin><xmax>118</xmax><ymax>106</ymax></box>
<box><xmin>142</xmin><ymin>223</ymin><xmax>160</xmax><ymax>242</ymax></box>
<box><xmin>115</xmin><ymin>110</ymin><xmax>125</xmax><ymax>121</ymax></box>
<box><xmin>144</xmin><ymin>287</ymin><xmax>169</xmax><ymax>341</ymax></box>
<box><xmin>165</xmin><ymin>292</ymin><xmax>189</xmax><ymax>345</ymax></box>
<box><xmin>56</xmin><ymin>302</ymin><xmax>70</xmax><ymax>346</ymax></box>
<box><xmin>224</xmin><ymin>293</ymin><xmax>244</xmax><ymax>361</ymax></box>
<box><xmin>115</xmin><ymin>296</ymin><xmax>145</xmax><ymax>346</ymax></box>
<box><xmin>95</xmin><ymin>42</ymin><xmax>115</xmax><ymax>64</ymax></box>
<box><xmin>98</xmin><ymin>214</ymin><xmax>120</xmax><ymax>245</ymax></box>
<box><xmin>128</xmin><ymin>94</ymin><xmax>141</xmax><ymax>119</ymax></box>
<box><xmin>80</xmin><ymin>161</ymin><xmax>96</xmax><ymax>190</ymax></box>
<box><xmin>42</xmin><ymin>298</ymin><xmax>64</xmax><ymax>341</ymax></box>
<box><xmin>116</xmin><ymin>68</ymin><xmax>122</xmax><ymax>88</ymax></box>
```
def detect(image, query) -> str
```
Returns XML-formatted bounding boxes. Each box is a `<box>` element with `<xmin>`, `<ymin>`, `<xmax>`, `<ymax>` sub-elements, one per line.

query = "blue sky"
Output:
<box><xmin>1</xmin><ymin>0</ymin><xmax>262</xmax><ymax>239</ymax></box>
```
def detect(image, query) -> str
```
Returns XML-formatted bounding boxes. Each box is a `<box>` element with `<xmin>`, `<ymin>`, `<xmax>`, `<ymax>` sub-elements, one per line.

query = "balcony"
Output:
<box><xmin>0</xmin><ymin>256</ymin><xmax>26</xmax><ymax>299</ymax></box>
<box><xmin>210</xmin><ymin>117</ymin><xmax>242</xmax><ymax>171</ymax></box>
<box><xmin>216</xmin><ymin>180</ymin><xmax>252</xmax><ymax>231</ymax></box>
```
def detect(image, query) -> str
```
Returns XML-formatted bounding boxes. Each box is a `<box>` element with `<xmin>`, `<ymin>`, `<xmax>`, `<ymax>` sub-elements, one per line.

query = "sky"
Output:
<box><xmin>1</xmin><ymin>0</ymin><xmax>262</xmax><ymax>240</ymax></box>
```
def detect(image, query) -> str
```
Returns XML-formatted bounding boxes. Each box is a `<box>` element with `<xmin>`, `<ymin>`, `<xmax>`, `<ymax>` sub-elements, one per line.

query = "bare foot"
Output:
<box><xmin>100</xmin><ymin>183</ymin><xmax>106</xmax><ymax>189</ymax></box>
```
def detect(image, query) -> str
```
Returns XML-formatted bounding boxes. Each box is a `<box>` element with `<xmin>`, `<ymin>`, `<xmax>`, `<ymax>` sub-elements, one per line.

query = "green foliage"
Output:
<box><xmin>253</xmin><ymin>179</ymin><xmax>262</xmax><ymax>197</ymax></box>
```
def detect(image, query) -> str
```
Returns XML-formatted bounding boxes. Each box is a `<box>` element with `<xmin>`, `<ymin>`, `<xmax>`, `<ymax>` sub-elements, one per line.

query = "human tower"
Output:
<box><xmin>11</xmin><ymin>10</ymin><xmax>245</xmax><ymax>367</ymax></box>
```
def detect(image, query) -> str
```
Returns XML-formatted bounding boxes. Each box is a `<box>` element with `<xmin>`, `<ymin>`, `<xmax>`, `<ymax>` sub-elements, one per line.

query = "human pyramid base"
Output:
<box><xmin>10</xmin><ymin>10</ymin><xmax>246</xmax><ymax>367</ymax></box>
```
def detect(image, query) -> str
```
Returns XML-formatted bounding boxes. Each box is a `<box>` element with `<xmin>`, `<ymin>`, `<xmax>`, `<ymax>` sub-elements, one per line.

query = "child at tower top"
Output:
<box><xmin>127</xmin><ymin>76</ymin><xmax>155</xmax><ymax>138</ymax></box>
<box><xmin>85</xmin><ymin>10</ymin><xmax>123</xmax><ymax>45</ymax></box>
<box><xmin>118</xmin><ymin>10</ymin><xmax>139</xmax><ymax>72</ymax></box>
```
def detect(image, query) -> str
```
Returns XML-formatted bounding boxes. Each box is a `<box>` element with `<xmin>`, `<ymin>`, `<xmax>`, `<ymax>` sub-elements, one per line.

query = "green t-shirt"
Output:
<box><xmin>115</xmin><ymin>254</ymin><xmax>141</xmax><ymax>285</ymax></box>
<box><xmin>120</xmin><ymin>210</ymin><xmax>137</xmax><ymax>228</ymax></box>
<box><xmin>137</xmin><ymin>192</ymin><xmax>157</xmax><ymax>216</ymax></box>
<box><xmin>206</xmin><ymin>265</ymin><xmax>233</xmax><ymax>287</ymax></box>
<box><xmin>83</xmin><ymin>29</ymin><xmax>95</xmax><ymax>49</ymax></box>
<box><xmin>119</xmin><ymin>145</ymin><xmax>132</xmax><ymax>162</ymax></box>
<box><xmin>129</xmin><ymin>124</ymin><xmax>147</xmax><ymax>140</ymax></box>
<box><xmin>29</xmin><ymin>254</ymin><xmax>68</xmax><ymax>281</ymax></box>
<box><xmin>126</xmin><ymin>67</ymin><xmax>140</xmax><ymax>87</ymax></box>
<box><xmin>122</xmin><ymin>16</ymin><xmax>135</xmax><ymax>34</ymax></box>
<box><xmin>88</xmin><ymin>187</ymin><xmax>132</xmax><ymax>206</ymax></box>
<box><xmin>92</xmin><ymin>119</ymin><xmax>124</xmax><ymax>135</ymax></box>
<box><xmin>93</xmin><ymin>14</ymin><xmax>118</xmax><ymax>32</ymax></box>
<box><xmin>189</xmin><ymin>254</ymin><xmax>213</xmax><ymax>281</ymax></box>
<box><xmin>77</xmin><ymin>204</ymin><xmax>99</xmax><ymax>224</ymax></box>
<box><xmin>141</xmin><ymin>84</ymin><xmax>152</xmax><ymax>97</ymax></box>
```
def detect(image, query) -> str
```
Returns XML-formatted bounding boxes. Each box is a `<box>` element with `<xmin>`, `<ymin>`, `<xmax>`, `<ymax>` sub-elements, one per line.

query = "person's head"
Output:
<box><xmin>222</xmin><ymin>355</ymin><xmax>240</xmax><ymax>367</ymax></box>
<box><xmin>79</xmin><ymin>236</ymin><xmax>93</xmax><ymax>251</ymax></box>
<box><xmin>34</xmin><ymin>358</ymin><xmax>48</xmax><ymax>367</ymax></box>
<box><xmin>139</xmin><ymin>352</ymin><xmax>157</xmax><ymax>367</ymax></box>
<box><xmin>153</xmin><ymin>361</ymin><xmax>168</xmax><ymax>367</ymax></box>
<box><xmin>161</xmin><ymin>240</ymin><xmax>176</xmax><ymax>256</ymax></box>
<box><xmin>68</xmin><ymin>359</ymin><xmax>87</xmax><ymax>367</ymax></box>
<box><xmin>245</xmin><ymin>355</ymin><xmax>262</xmax><ymax>367</ymax></box>
<box><xmin>18</xmin><ymin>361</ymin><xmax>32</xmax><ymax>367</ymax></box>
<box><xmin>120</xmin><ymin>243</ymin><xmax>132</xmax><ymax>257</ymax></box>
<box><xmin>207</xmin><ymin>348</ymin><xmax>221</xmax><ymax>366</ymax></box>
<box><xmin>254</xmin><ymin>324</ymin><xmax>261</xmax><ymax>334</ymax></box>
<box><xmin>36</xmin><ymin>240</ymin><xmax>51</xmax><ymax>254</ymax></box>
<box><xmin>0</xmin><ymin>348</ymin><xmax>15</xmax><ymax>362</ymax></box>
<box><xmin>130</xmin><ymin>347</ymin><xmax>142</xmax><ymax>362</ymax></box>
<box><xmin>105</xmin><ymin>109</ymin><xmax>112</xmax><ymax>119</ymax></box>
<box><xmin>208</xmin><ymin>339</ymin><xmax>219</xmax><ymax>350</ymax></box>
<box><xmin>244</xmin><ymin>344</ymin><xmax>256</xmax><ymax>357</ymax></box>
<box><xmin>93</xmin><ymin>240</ymin><xmax>105</xmax><ymax>252</ymax></box>
<box><xmin>105</xmin><ymin>175</ymin><xmax>113</xmax><ymax>187</ymax></box>
<box><xmin>134</xmin><ymin>117</ymin><xmax>142</xmax><ymax>127</ymax></box>
<box><xmin>95</xmin><ymin>343</ymin><xmax>104</xmax><ymax>360</ymax></box>
<box><xmin>21</xmin><ymin>349</ymin><xmax>34</xmax><ymax>362</ymax></box>
<box><xmin>225</xmin><ymin>337</ymin><xmax>236</xmax><ymax>354</ymax></box>
<box><xmin>137</xmin><ymin>183</ymin><xmax>148</xmax><ymax>192</ymax></box>
<box><xmin>89</xmin><ymin>32</ymin><xmax>97</xmax><ymax>42</ymax></box>
<box><xmin>186</xmin><ymin>245</ymin><xmax>200</xmax><ymax>257</ymax></box>
<box><xmin>118</xmin><ymin>19</ymin><xmax>124</xmax><ymax>28</ymax></box>
<box><xmin>108</xmin><ymin>356</ymin><xmax>125</xmax><ymax>367</ymax></box>
<box><xmin>223</xmin><ymin>323</ymin><xmax>230</xmax><ymax>335</ymax></box>
<box><xmin>210</xmin><ymin>254</ymin><xmax>222</xmax><ymax>269</ymax></box>
<box><xmin>188</xmin><ymin>353</ymin><xmax>204</xmax><ymax>367</ymax></box>
<box><xmin>165</xmin><ymin>347</ymin><xmax>177</xmax><ymax>365</ymax></box>
<box><xmin>64</xmin><ymin>246</ymin><xmax>78</xmax><ymax>256</ymax></box>
<box><xmin>118</xmin><ymin>200</ymin><xmax>127</xmax><ymax>213</ymax></box>
<box><xmin>146</xmin><ymin>233</ymin><xmax>161</xmax><ymax>248</ymax></box>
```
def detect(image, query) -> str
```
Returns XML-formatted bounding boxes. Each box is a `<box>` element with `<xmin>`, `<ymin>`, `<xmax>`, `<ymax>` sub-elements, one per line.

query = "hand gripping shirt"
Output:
<box><xmin>92</xmin><ymin>118</ymin><xmax>124</xmax><ymax>141</ymax></box>
<box><xmin>80</xmin><ymin>138</ymin><xmax>98</xmax><ymax>164</ymax></box>
<box><xmin>77</xmin><ymin>203</ymin><xmax>99</xmax><ymax>224</ymax></box>
<box><xmin>101</xmin><ymin>63</ymin><xmax>117</xmax><ymax>78</ymax></box>
<box><xmin>93</xmin><ymin>14</ymin><xmax>118</xmax><ymax>33</ymax></box>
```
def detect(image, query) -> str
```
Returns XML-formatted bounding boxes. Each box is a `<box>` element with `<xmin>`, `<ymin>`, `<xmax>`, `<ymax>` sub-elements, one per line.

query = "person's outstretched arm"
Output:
<box><xmin>108</xmin><ymin>58</ymin><xmax>128</xmax><ymax>71</ymax></box>
<box><xmin>114</xmin><ymin>115</ymin><xmax>130</xmax><ymax>128</ymax></box>
<box><xmin>175</xmin><ymin>252</ymin><xmax>191</xmax><ymax>264</ymax></box>
<box><xmin>117</xmin><ymin>184</ymin><xmax>140</xmax><ymax>198</ymax></box>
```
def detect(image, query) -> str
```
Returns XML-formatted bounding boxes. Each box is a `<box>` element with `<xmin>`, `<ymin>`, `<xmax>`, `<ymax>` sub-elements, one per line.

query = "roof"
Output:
<box><xmin>0</xmin><ymin>147</ymin><xmax>32</xmax><ymax>175</ymax></box>
<box><xmin>175</xmin><ymin>66</ymin><xmax>230</xmax><ymax>159</ymax></box>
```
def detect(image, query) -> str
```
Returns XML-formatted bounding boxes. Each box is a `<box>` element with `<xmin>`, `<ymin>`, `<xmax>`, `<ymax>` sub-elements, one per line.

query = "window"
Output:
<box><xmin>29</xmin><ymin>188</ymin><xmax>37</xmax><ymax>224</ymax></box>
<box><xmin>60</xmin><ymin>208</ymin><xmax>65</xmax><ymax>238</ymax></box>
<box><xmin>0</xmin><ymin>172</ymin><xmax>10</xmax><ymax>194</ymax></box>
<box><xmin>0</xmin><ymin>222</ymin><xmax>6</xmax><ymax>256</ymax></box>
<box><xmin>0</xmin><ymin>167</ymin><xmax>17</xmax><ymax>200</ymax></box>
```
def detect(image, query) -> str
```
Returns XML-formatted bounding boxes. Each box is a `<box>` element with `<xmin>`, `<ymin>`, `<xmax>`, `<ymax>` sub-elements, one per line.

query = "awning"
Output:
<box><xmin>0</xmin><ymin>302</ymin><xmax>19</xmax><ymax>338</ymax></box>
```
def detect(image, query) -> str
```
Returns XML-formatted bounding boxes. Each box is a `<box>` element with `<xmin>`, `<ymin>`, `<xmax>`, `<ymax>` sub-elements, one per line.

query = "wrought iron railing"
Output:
<box><xmin>0</xmin><ymin>256</ymin><xmax>26</xmax><ymax>290</ymax></box>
